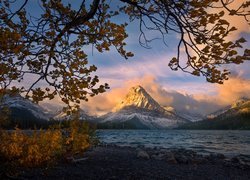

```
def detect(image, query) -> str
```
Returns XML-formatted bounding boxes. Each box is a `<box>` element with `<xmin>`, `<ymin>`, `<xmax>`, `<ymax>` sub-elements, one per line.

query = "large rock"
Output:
<box><xmin>137</xmin><ymin>150</ymin><xmax>150</xmax><ymax>160</ymax></box>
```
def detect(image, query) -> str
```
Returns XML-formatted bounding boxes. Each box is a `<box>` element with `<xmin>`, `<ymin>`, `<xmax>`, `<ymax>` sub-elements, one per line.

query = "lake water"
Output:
<box><xmin>96</xmin><ymin>130</ymin><xmax>250</xmax><ymax>156</ymax></box>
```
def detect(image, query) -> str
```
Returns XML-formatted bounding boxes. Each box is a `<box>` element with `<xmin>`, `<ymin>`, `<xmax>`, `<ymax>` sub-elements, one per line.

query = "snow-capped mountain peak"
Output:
<box><xmin>113</xmin><ymin>85</ymin><xmax>165</xmax><ymax>112</ymax></box>
<box><xmin>101</xmin><ymin>85</ymin><xmax>189</xmax><ymax>129</ymax></box>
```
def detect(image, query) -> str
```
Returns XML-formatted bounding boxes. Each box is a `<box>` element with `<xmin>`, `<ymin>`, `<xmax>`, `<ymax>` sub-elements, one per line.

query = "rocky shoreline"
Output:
<box><xmin>1</xmin><ymin>144</ymin><xmax>250</xmax><ymax>179</ymax></box>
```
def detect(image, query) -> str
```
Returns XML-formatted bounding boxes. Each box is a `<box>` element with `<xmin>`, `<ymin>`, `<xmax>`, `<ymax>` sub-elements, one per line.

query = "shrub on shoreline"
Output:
<box><xmin>0</xmin><ymin>119</ymin><xmax>93</xmax><ymax>168</ymax></box>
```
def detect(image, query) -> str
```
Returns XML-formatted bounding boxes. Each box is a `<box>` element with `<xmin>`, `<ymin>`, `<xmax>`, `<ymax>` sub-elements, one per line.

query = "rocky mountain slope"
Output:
<box><xmin>99</xmin><ymin>86</ymin><xmax>189</xmax><ymax>129</ymax></box>
<box><xmin>207</xmin><ymin>98</ymin><xmax>250</xmax><ymax>119</ymax></box>
<box><xmin>0</xmin><ymin>94</ymin><xmax>50</xmax><ymax>128</ymax></box>
<box><xmin>179</xmin><ymin>98</ymin><xmax>250</xmax><ymax>130</ymax></box>
<box><xmin>163</xmin><ymin>106</ymin><xmax>203</xmax><ymax>122</ymax></box>
<box><xmin>113</xmin><ymin>86</ymin><xmax>166</xmax><ymax>113</ymax></box>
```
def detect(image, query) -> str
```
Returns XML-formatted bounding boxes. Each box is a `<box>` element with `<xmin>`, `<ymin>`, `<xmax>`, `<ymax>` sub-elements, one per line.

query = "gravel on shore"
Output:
<box><xmin>1</xmin><ymin>144</ymin><xmax>250</xmax><ymax>180</ymax></box>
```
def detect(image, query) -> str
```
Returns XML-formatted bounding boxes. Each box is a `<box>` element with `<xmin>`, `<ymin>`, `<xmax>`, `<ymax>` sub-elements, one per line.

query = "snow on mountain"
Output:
<box><xmin>40</xmin><ymin>102</ymin><xmax>62</xmax><ymax>117</ymax></box>
<box><xmin>207</xmin><ymin>98</ymin><xmax>250</xmax><ymax>119</ymax></box>
<box><xmin>163</xmin><ymin>106</ymin><xmax>203</xmax><ymax>122</ymax></box>
<box><xmin>102</xmin><ymin>107</ymin><xmax>186</xmax><ymax>129</ymax></box>
<box><xmin>0</xmin><ymin>94</ymin><xmax>49</xmax><ymax>121</ymax></box>
<box><xmin>100</xmin><ymin>86</ymin><xmax>189</xmax><ymax>129</ymax></box>
<box><xmin>54</xmin><ymin>108</ymin><xmax>96</xmax><ymax>121</ymax></box>
<box><xmin>163</xmin><ymin>106</ymin><xmax>175</xmax><ymax>113</ymax></box>
<box><xmin>177</xmin><ymin>111</ymin><xmax>204</xmax><ymax>122</ymax></box>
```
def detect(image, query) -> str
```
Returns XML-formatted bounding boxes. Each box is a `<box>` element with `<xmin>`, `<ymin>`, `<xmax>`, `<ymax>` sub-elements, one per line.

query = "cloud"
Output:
<box><xmin>95</xmin><ymin>52</ymin><xmax>206</xmax><ymax>88</ymax></box>
<box><xmin>131</xmin><ymin>77</ymin><xmax>221</xmax><ymax>115</ymax></box>
<box><xmin>215</xmin><ymin>76</ymin><xmax>250</xmax><ymax>105</ymax></box>
<box><xmin>192</xmin><ymin>75</ymin><xmax>250</xmax><ymax>107</ymax></box>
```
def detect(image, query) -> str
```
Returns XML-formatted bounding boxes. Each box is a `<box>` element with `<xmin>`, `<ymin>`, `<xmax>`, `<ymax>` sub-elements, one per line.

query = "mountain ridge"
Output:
<box><xmin>2</xmin><ymin>88</ymin><xmax>248</xmax><ymax>130</ymax></box>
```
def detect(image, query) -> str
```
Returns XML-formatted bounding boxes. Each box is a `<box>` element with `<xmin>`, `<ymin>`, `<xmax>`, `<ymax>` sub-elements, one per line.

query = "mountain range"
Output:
<box><xmin>0</xmin><ymin>86</ymin><xmax>249</xmax><ymax>129</ymax></box>
<box><xmin>179</xmin><ymin>98</ymin><xmax>250</xmax><ymax>130</ymax></box>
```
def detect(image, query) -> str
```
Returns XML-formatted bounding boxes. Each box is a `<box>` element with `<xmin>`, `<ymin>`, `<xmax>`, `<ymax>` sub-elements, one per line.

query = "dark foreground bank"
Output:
<box><xmin>1</xmin><ymin>144</ymin><xmax>250</xmax><ymax>180</ymax></box>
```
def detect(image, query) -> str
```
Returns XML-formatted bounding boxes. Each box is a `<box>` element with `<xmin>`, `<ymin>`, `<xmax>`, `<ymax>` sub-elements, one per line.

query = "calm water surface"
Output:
<box><xmin>96</xmin><ymin>130</ymin><xmax>250</xmax><ymax>156</ymax></box>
